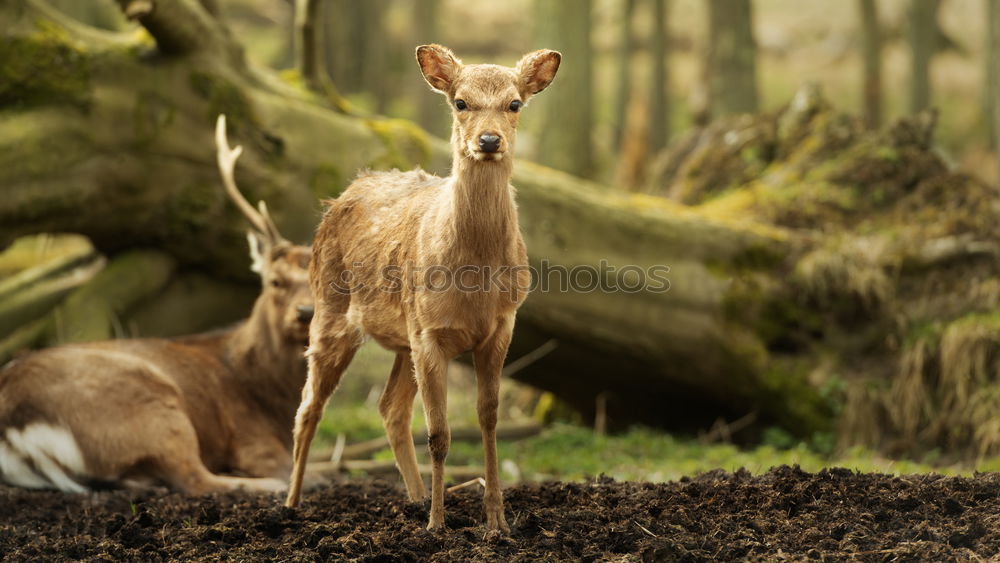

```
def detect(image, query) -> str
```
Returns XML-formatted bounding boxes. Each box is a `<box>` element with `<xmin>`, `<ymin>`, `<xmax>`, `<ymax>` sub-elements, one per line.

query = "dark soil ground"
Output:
<box><xmin>2</xmin><ymin>466</ymin><xmax>999</xmax><ymax>562</ymax></box>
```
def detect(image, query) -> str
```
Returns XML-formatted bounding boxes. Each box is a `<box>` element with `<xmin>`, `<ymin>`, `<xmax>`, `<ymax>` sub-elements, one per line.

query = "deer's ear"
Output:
<box><xmin>517</xmin><ymin>49</ymin><xmax>561</xmax><ymax>97</ymax></box>
<box><xmin>416</xmin><ymin>44</ymin><xmax>462</xmax><ymax>93</ymax></box>
<box><xmin>246</xmin><ymin>231</ymin><xmax>268</xmax><ymax>275</ymax></box>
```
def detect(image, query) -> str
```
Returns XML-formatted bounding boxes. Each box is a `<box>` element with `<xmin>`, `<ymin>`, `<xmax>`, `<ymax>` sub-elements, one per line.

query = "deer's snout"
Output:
<box><xmin>296</xmin><ymin>305</ymin><xmax>314</xmax><ymax>324</ymax></box>
<box><xmin>478</xmin><ymin>134</ymin><xmax>501</xmax><ymax>153</ymax></box>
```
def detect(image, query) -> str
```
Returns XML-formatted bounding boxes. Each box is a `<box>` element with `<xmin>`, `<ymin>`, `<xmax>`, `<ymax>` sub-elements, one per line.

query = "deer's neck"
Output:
<box><xmin>448</xmin><ymin>150</ymin><xmax>517</xmax><ymax>261</ymax></box>
<box><xmin>224</xmin><ymin>312</ymin><xmax>306</xmax><ymax>438</ymax></box>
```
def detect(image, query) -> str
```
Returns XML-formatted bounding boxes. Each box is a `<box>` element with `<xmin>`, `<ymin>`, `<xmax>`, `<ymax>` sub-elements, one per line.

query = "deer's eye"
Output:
<box><xmin>509</xmin><ymin>100</ymin><xmax>522</xmax><ymax>112</ymax></box>
<box><xmin>270</xmin><ymin>278</ymin><xmax>283</xmax><ymax>288</ymax></box>
<box><xmin>454</xmin><ymin>99</ymin><xmax>468</xmax><ymax>111</ymax></box>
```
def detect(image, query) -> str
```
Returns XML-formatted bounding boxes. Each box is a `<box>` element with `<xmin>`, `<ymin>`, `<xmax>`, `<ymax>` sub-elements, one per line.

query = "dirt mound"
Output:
<box><xmin>2</xmin><ymin>466</ymin><xmax>999</xmax><ymax>561</ymax></box>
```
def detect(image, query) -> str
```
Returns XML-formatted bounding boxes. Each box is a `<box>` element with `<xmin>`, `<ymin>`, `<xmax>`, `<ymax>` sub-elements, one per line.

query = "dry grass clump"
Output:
<box><xmin>793</xmin><ymin>236</ymin><xmax>892</xmax><ymax>317</ymax></box>
<box><xmin>883</xmin><ymin>314</ymin><xmax>1000</xmax><ymax>458</ymax></box>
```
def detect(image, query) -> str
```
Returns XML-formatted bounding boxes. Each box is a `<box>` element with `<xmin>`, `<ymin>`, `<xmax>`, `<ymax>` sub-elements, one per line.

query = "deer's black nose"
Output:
<box><xmin>478</xmin><ymin>134</ymin><xmax>501</xmax><ymax>153</ymax></box>
<box><xmin>296</xmin><ymin>305</ymin><xmax>314</xmax><ymax>323</ymax></box>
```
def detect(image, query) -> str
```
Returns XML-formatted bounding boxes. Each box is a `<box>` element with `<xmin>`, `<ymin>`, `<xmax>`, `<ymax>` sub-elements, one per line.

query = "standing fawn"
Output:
<box><xmin>0</xmin><ymin>116</ymin><xmax>313</xmax><ymax>494</ymax></box>
<box><xmin>285</xmin><ymin>45</ymin><xmax>560</xmax><ymax>533</ymax></box>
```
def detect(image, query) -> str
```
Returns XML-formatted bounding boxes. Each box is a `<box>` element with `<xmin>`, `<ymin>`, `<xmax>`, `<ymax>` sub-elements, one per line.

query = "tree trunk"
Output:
<box><xmin>613</xmin><ymin>0</ymin><xmax>636</xmax><ymax>152</ymax></box>
<box><xmin>858</xmin><ymin>0</ymin><xmax>882</xmax><ymax>129</ymax></box>
<box><xmin>294</xmin><ymin>0</ymin><xmax>322</xmax><ymax>89</ymax></box>
<box><xmin>411</xmin><ymin>0</ymin><xmax>446</xmax><ymax>137</ymax></box>
<box><xmin>533</xmin><ymin>0</ymin><xmax>595</xmax><ymax>179</ymax></box>
<box><xmin>647</xmin><ymin>0</ymin><xmax>670</xmax><ymax>156</ymax></box>
<box><xmin>704</xmin><ymin>0</ymin><xmax>759</xmax><ymax>117</ymax></box>
<box><xmin>908</xmin><ymin>0</ymin><xmax>939</xmax><ymax>113</ymax></box>
<box><xmin>989</xmin><ymin>0</ymin><xmax>1000</xmax><ymax>161</ymax></box>
<box><xmin>359</xmin><ymin>0</ymin><xmax>389</xmax><ymax>114</ymax></box>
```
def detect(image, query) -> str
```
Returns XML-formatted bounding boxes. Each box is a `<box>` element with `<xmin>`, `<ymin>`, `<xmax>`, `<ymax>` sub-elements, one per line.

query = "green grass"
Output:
<box><xmin>312</xmin><ymin>347</ymin><xmax>997</xmax><ymax>484</ymax></box>
<box><xmin>315</xmin><ymin>400</ymin><xmax>997</xmax><ymax>484</ymax></box>
<box><xmin>450</xmin><ymin>424</ymin><xmax>980</xmax><ymax>483</ymax></box>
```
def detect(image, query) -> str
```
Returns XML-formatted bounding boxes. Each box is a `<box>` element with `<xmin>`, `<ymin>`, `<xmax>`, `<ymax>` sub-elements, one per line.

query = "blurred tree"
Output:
<box><xmin>294</xmin><ymin>0</ymin><xmax>323</xmax><ymax>89</ymax></box>
<box><xmin>647</xmin><ymin>0</ymin><xmax>670</xmax><ymax>156</ymax></box>
<box><xmin>293</xmin><ymin>0</ymin><xmax>346</xmax><ymax>110</ymax></box>
<box><xmin>858</xmin><ymin>0</ymin><xmax>882</xmax><ymax>129</ymax></box>
<box><xmin>613</xmin><ymin>0</ymin><xmax>636</xmax><ymax>151</ymax></box>
<box><xmin>704</xmin><ymin>0</ymin><xmax>758</xmax><ymax>117</ymax></box>
<box><xmin>324</xmin><ymin>0</ymin><xmax>347</xmax><ymax>87</ymax></box>
<box><xmin>990</xmin><ymin>0</ymin><xmax>1000</xmax><ymax>170</ymax></box>
<box><xmin>908</xmin><ymin>0</ymin><xmax>940</xmax><ymax>113</ymax></box>
<box><xmin>983</xmin><ymin>0</ymin><xmax>1000</xmax><ymax>151</ymax></box>
<box><xmin>534</xmin><ymin>0</ymin><xmax>595</xmax><ymax>179</ymax></box>
<box><xmin>412</xmin><ymin>0</ymin><xmax>447</xmax><ymax>137</ymax></box>
<box><xmin>325</xmin><ymin>0</ymin><xmax>389</xmax><ymax>113</ymax></box>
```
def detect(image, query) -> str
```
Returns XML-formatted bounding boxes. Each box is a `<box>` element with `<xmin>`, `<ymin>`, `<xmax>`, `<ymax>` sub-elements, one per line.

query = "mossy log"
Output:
<box><xmin>2</xmin><ymin>0</ymin><xmax>838</xmax><ymax>436</ymax></box>
<box><xmin>0</xmin><ymin>234</ymin><xmax>104</xmax><ymax>339</ymax></box>
<box><xmin>44</xmin><ymin>250</ymin><xmax>176</xmax><ymax>343</ymax></box>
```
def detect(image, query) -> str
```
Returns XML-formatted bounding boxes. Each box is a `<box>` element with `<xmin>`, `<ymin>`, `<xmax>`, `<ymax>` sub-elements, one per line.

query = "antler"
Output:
<box><xmin>215</xmin><ymin>115</ymin><xmax>284</xmax><ymax>244</ymax></box>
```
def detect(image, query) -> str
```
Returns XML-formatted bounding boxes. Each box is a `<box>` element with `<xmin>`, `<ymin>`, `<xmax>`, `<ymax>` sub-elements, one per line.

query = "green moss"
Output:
<box><xmin>311</xmin><ymin>163</ymin><xmax>344</xmax><ymax>199</ymax></box>
<box><xmin>366</xmin><ymin>118</ymin><xmax>432</xmax><ymax>170</ymax></box>
<box><xmin>189</xmin><ymin>71</ymin><xmax>257</xmax><ymax>129</ymax></box>
<box><xmin>946</xmin><ymin>311</ymin><xmax>1000</xmax><ymax>331</ymax></box>
<box><xmin>48</xmin><ymin>251</ymin><xmax>176</xmax><ymax>344</ymax></box>
<box><xmin>278</xmin><ymin>68</ymin><xmax>306</xmax><ymax>90</ymax></box>
<box><xmin>132</xmin><ymin>90</ymin><xmax>177</xmax><ymax>142</ymax></box>
<box><xmin>876</xmin><ymin>146</ymin><xmax>900</xmax><ymax>163</ymax></box>
<box><xmin>163</xmin><ymin>183</ymin><xmax>222</xmax><ymax>240</ymax></box>
<box><xmin>756</xmin><ymin>356</ymin><xmax>836</xmax><ymax>436</ymax></box>
<box><xmin>0</xmin><ymin>21</ymin><xmax>91</xmax><ymax>111</ymax></box>
<box><xmin>904</xmin><ymin>319</ymin><xmax>944</xmax><ymax>347</ymax></box>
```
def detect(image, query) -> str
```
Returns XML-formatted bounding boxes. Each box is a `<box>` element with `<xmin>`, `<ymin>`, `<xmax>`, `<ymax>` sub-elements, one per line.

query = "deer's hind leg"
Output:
<box><xmin>378</xmin><ymin>351</ymin><xmax>426</xmax><ymax>500</ymax></box>
<box><xmin>285</xmin><ymin>308</ymin><xmax>361</xmax><ymax>507</ymax></box>
<box><xmin>97</xmin><ymin>404</ymin><xmax>286</xmax><ymax>494</ymax></box>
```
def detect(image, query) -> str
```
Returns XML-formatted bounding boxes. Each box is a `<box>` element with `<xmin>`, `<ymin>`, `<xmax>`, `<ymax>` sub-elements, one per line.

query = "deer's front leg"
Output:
<box><xmin>412</xmin><ymin>335</ymin><xmax>450</xmax><ymax>531</ymax></box>
<box><xmin>473</xmin><ymin>314</ymin><xmax>515</xmax><ymax>535</ymax></box>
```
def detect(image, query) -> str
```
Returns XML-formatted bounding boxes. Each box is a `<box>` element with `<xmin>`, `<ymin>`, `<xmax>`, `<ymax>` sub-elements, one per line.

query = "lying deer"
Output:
<box><xmin>0</xmin><ymin>116</ymin><xmax>312</xmax><ymax>494</ymax></box>
<box><xmin>285</xmin><ymin>44</ymin><xmax>560</xmax><ymax>533</ymax></box>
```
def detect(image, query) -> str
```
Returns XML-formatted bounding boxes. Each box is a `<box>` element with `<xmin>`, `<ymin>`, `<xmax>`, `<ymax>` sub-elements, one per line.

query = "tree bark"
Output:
<box><xmin>704</xmin><ymin>0</ymin><xmax>759</xmax><ymax>117</ymax></box>
<box><xmin>858</xmin><ymin>0</ymin><xmax>882</xmax><ymax>129</ymax></box>
<box><xmin>908</xmin><ymin>0</ymin><xmax>939</xmax><ymax>113</ymax></box>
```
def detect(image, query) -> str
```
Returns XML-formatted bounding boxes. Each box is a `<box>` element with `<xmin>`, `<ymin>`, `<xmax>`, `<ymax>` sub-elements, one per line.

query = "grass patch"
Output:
<box><xmin>451</xmin><ymin>423</ymin><xmax>972</xmax><ymax>483</ymax></box>
<box><xmin>314</xmin><ymin>404</ymin><xmax>994</xmax><ymax>484</ymax></box>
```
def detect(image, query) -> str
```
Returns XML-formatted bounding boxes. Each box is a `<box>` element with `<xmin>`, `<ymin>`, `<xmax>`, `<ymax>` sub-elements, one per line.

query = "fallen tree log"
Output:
<box><xmin>10</xmin><ymin>0</ymin><xmax>993</xmax><ymax>451</ymax></box>
<box><xmin>0</xmin><ymin>0</ymin><xmax>810</xmax><ymax>437</ymax></box>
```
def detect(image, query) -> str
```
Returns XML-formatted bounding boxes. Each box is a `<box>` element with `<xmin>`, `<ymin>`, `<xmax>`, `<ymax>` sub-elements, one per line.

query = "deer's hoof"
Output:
<box><xmin>483</xmin><ymin>527</ymin><xmax>507</xmax><ymax>541</ymax></box>
<box><xmin>485</xmin><ymin>511</ymin><xmax>510</xmax><ymax>535</ymax></box>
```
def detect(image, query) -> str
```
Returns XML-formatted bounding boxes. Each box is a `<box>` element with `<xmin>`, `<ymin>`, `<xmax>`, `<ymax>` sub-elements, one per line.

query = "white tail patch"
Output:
<box><xmin>0</xmin><ymin>424</ymin><xmax>87</xmax><ymax>493</ymax></box>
